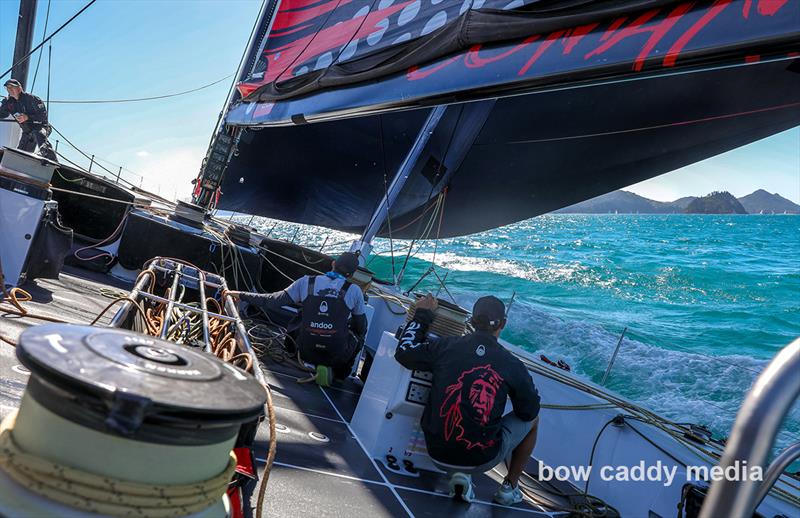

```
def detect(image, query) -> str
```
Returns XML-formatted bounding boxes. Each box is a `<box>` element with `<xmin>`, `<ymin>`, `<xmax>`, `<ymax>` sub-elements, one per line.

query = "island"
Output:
<box><xmin>556</xmin><ymin>189</ymin><xmax>799</xmax><ymax>214</ymax></box>
<box><xmin>684</xmin><ymin>191</ymin><xmax>747</xmax><ymax>214</ymax></box>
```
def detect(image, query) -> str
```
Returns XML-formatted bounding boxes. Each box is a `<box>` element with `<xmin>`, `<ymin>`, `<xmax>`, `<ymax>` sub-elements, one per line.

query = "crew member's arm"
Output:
<box><xmin>508</xmin><ymin>361</ymin><xmax>541</xmax><ymax>422</ymax></box>
<box><xmin>229</xmin><ymin>276</ymin><xmax>306</xmax><ymax>313</ymax></box>
<box><xmin>394</xmin><ymin>294</ymin><xmax>439</xmax><ymax>371</ymax></box>
<box><xmin>346</xmin><ymin>285</ymin><xmax>368</xmax><ymax>341</ymax></box>
<box><xmin>0</xmin><ymin>99</ymin><xmax>11</xmax><ymax>119</ymax></box>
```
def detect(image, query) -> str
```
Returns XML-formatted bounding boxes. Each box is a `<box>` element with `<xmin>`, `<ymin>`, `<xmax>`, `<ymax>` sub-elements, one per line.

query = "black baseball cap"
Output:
<box><xmin>472</xmin><ymin>296</ymin><xmax>506</xmax><ymax>327</ymax></box>
<box><xmin>333</xmin><ymin>252</ymin><xmax>359</xmax><ymax>277</ymax></box>
<box><xmin>4</xmin><ymin>79</ymin><xmax>22</xmax><ymax>88</ymax></box>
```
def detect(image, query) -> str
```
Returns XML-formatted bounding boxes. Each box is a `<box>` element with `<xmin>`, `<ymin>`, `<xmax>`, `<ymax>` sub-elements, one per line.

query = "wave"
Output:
<box><xmin>451</xmin><ymin>293</ymin><xmax>799</xmax><ymax>452</ymax></box>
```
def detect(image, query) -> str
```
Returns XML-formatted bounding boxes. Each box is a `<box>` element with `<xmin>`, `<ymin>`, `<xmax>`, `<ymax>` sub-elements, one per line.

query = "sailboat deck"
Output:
<box><xmin>0</xmin><ymin>268</ymin><xmax>568</xmax><ymax>517</ymax></box>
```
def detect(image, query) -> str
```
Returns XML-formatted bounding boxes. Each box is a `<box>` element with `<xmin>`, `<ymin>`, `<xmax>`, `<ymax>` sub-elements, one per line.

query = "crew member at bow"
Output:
<box><xmin>1</xmin><ymin>79</ymin><xmax>58</xmax><ymax>161</ymax></box>
<box><xmin>395</xmin><ymin>294</ymin><xmax>540</xmax><ymax>506</ymax></box>
<box><xmin>230</xmin><ymin>252</ymin><xmax>368</xmax><ymax>386</ymax></box>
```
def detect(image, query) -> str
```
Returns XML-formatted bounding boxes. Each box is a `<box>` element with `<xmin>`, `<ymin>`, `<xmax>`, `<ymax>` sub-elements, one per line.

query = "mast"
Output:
<box><xmin>1</xmin><ymin>0</ymin><xmax>37</xmax><ymax>150</ymax></box>
<box><xmin>193</xmin><ymin>0</ymin><xmax>279</xmax><ymax>208</ymax></box>
<box><xmin>12</xmin><ymin>0</ymin><xmax>38</xmax><ymax>87</ymax></box>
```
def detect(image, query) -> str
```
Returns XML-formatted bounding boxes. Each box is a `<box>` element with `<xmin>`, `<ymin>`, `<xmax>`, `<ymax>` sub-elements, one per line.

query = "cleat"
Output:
<box><xmin>448</xmin><ymin>472</ymin><xmax>475</xmax><ymax>503</ymax></box>
<box><xmin>494</xmin><ymin>480</ymin><xmax>523</xmax><ymax>506</ymax></box>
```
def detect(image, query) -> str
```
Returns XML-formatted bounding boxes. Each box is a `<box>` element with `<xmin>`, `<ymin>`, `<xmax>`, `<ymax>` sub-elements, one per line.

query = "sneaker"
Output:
<box><xmin>315</xmin><ymin>365</ymin><xmax>332</xmax><ymax>387</ymax></box>
<box><xmin>494</xmin><ymin>480</ymin><xmax>523</xmax><ymax>506</ymax></box>
<box><xmin>448</xmin><ymin>472</ymin><xmax>475</xmax><ymax>503</ymax></box>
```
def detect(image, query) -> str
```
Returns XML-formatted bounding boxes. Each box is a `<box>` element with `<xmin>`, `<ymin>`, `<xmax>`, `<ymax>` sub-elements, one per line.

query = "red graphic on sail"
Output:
<box><xmin>440</xmin><ymin>364</ymin><xmax>504</xmax><ymax>450</ymax></box>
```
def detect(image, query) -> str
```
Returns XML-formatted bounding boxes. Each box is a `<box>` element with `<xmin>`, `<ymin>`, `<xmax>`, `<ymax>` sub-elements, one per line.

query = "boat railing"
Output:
<box><xmin>699</xmin><ymin>337</ymin><xmax>800</xmax><ymax>518</ymax></box>
<box><xmin>754</xmin><ymin>441</ymin><xmax>800</xmax><ymax>510</ymax></box>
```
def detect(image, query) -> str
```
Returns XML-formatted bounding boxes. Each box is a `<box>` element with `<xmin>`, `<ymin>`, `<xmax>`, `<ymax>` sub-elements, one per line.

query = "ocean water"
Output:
<box><xmin>243</xmin><ymin>214</ymin><xmax>800</xmax><ymax>456</ymax></box>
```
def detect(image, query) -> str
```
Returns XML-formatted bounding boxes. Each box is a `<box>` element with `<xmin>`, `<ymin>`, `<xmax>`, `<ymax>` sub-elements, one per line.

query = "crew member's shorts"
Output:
<box><xmin>431</xmin><ymin>413</ymin><xmax>536</xmax><ymax>475</ymax></box>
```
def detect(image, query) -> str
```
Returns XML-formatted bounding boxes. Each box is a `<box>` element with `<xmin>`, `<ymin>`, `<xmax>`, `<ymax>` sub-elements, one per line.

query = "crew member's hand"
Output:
<box><xmin>14</xmin><ymin>113</ymin><xmax>28</xmax><ymax>123</ymax></box>
<box><xmin>226</xmin><ymin>290</ymin><xmax>241</xmax><ymax>302</ymax></box>
<box><xmin>417</xmin><ymin>293</ymin><xmax>438</xmax><ymax>312</ymax></box>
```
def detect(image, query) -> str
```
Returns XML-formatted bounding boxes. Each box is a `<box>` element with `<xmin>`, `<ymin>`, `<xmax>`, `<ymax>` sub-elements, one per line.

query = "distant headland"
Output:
<box><xmin>556</xmin><ymin>189</ymin><xmax>800</xmax><ymax>215</ymax></box>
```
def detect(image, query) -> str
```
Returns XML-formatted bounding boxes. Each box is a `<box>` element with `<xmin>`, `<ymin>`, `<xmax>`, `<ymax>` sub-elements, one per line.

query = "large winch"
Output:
<box><xmin>0</xmin><ymin>324</ymin><xmax>266</xmax><ymax>517</ymax></box>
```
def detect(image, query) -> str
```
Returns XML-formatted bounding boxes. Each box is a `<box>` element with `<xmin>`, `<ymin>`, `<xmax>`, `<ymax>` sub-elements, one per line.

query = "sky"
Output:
<box><xmin>1</xmin><ymin>0</ymin><xmax>798</xmax><ymax>203</ymax></box>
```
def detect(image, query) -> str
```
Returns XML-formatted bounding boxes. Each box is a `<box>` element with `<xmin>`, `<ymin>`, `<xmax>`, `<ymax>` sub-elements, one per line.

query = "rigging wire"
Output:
<box><xmin>48</xmin><ymin>74</ymin><xmax>234</xmax><ymax>104</ymax></box>
<box><xmin>0</xmin><ymin>0</ymin><xmax>98</xmax><ymax>82</ymax></box>
<box><xmin>46</xmin><ymin>42</ymin><xmax>52</xmax><ymax>112</ymax></box>
<box><xmin>377</xmin><ymin>115</ymin><xmax>397</xmax><ymax>283</ymax></box>
<box><xmin>29</xmin><ymin>0</ymin><xmax>52</xmax><ymax>93</ymax></box>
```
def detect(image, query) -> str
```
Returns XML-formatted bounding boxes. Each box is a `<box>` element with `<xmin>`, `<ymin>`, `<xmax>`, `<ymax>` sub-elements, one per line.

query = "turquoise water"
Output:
<box><xmin>248</xmin><ymin>214</ymin><xmax>800</xmax><ymax>455</ymax></box>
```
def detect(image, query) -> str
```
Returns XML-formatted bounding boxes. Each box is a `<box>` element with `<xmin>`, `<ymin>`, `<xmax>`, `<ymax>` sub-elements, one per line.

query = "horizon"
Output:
<box><xmin>1</xmin><ymin>0</ymin><xmax>798</xmax><ymax>204</ymax></box>
<box><xmin>618</xmin><ymin>187</ymin><xmax>798</xmax><ymax>204</ymax></box>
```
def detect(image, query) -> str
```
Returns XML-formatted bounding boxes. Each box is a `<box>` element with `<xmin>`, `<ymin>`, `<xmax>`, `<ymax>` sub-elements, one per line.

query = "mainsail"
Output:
<box><xmin>196</xmin><ymin>0</ymin><xmax>800</xmax><ymax>238</ymax></box>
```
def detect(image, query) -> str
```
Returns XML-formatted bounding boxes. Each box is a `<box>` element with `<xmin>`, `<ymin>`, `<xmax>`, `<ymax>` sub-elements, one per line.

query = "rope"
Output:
<box><xmin>255</xmin><ymin>378</ymin><xmax>277</xmax><ymax>518</ymax></box>
<box><xmin>48</xmin><ymin>74</ymin><xmax>234</xmax><ymax>104</ymax></box>
<box><xmin>73</xmin><ymin>213</ymin><xmax>128</xmax><ymax>265</ymax></box>
<box><xmin>0</xmin><ymin>412</ymin><xmax>235</xmax><ymax>517</ymax></box>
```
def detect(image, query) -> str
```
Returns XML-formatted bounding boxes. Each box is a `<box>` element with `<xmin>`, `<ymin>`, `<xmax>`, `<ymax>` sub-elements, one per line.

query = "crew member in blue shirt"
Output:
<box><xmin>230</xmin><ymin>252</ymin><xmax>367</xmax><ymax>386</ymax></box>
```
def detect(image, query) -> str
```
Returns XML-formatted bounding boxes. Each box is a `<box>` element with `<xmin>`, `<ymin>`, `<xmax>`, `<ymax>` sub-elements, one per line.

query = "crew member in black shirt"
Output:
<box><xmin>1</xmin><ymin>79</ymin><xmax>58</xmax><ymax>161</ymax></box>
<box><xmin>395</xmin><ymin>294</ymin><xmax>540</xmax><ymax>506</ymax></box>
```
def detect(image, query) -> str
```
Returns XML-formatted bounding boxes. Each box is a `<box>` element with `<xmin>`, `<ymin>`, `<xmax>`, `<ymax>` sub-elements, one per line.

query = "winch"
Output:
<box><xmin>406</xmin><ymin>295</ymin><xmax>469</xmax><ymax>337</ymax></box>
<box><xmin>0</xmin><ymin>324</ymin><xmax>266</xmax><ymax>517</ymax></box>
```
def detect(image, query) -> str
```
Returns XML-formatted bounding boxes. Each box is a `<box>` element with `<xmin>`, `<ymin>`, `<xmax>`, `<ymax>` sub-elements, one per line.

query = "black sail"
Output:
<box><xmin>201</xmin><ymin>0</ymin><xmax>800</xmax><ymax>238</ymax></box>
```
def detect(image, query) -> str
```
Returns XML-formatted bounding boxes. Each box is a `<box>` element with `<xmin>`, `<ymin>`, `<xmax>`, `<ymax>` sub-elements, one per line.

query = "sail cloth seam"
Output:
<box><xmin>245</xmin><ymin>0</ymin><xmax>678</xmax><ymax>101</ymax></box>
<box><xmin>506</xmin><ymin>101</ymin><xmax>800</xmax><ymax>144</ymax></box>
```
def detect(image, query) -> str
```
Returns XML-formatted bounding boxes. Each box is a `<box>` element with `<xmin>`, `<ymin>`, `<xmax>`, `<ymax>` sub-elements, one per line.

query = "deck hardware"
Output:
<box><xmin>308</xmin><ymin>432</ymin><xmax>330</xmax><ymax>443</ymax></box>
<box><xmin>601</xmin><ymin>327</ymin><xmax>627</xmax><ymax>386</ymax></box>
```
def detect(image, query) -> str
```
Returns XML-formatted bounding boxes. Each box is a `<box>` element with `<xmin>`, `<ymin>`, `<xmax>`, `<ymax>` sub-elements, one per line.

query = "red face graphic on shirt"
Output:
<box><xmin>469</xmin><ymin>378</ymin><xmax>497</xmax><ymax>425</ymax></box>
<box><xmin>439</xmin><ymin>364</ymin><xmax>504</xmax><ymax>450</ymax></box>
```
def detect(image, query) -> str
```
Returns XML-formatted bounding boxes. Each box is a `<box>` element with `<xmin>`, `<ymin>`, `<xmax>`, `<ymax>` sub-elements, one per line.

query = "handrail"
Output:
<box><xmin>699</xmin><ymin>337</ymin><xmax>800</xmax><ymax>518</ymax></box>
<box><xmin>754</xmin><ymin>441</ymin><xmax>800</xmax><ymax>510</ymax></box>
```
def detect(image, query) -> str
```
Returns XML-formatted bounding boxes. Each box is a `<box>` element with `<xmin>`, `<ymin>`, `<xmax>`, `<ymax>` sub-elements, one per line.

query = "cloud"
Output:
<box><xmin>135</xmin><ymin>150</ymin><xmax>150</xmax><ymax>157</ymax></box>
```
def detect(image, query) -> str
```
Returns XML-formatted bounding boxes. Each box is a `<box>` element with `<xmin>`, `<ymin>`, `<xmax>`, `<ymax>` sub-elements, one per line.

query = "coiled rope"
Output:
<box><xmin>0</xmin><ymin>412</ymin><xmax>236</xmax><ymax>517</ymax></box>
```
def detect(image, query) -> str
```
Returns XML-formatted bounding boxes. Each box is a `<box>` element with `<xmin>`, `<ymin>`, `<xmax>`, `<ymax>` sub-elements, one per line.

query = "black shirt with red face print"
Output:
<box><xmin>395</xmin><ymin>309</ymin><xmax>541</xmax><ymax>466</ymax></box>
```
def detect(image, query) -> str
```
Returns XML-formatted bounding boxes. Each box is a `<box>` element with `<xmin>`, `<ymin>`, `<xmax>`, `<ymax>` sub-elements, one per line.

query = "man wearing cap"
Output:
<box><xmin>395</xmin><ymin>294</ymin><xmax>541</xmax><ymax>506</ymax></box>
<box><xmin>229</xmin><ymin>252</ymin><xmax>368</xmax><ymax>386</ymax></box>
<box><xmin>1</xmin><ymin>79</ymin><xmax>58</xmax><ymax>161</ymax></box>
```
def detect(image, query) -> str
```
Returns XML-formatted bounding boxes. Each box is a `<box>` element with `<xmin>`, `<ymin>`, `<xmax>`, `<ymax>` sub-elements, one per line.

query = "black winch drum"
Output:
<box><xmin>0</xmin><ymin>324</ymin><xmax>266</xmax><ymax>517</ymax></box>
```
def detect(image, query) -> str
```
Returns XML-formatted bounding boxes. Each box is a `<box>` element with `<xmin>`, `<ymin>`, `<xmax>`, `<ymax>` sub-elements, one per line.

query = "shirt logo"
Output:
<box><xmin>399</xmin><ymin>321</ymin><xmax>421</xmax><ymax>349</ymax></box>
<box><xmin>440</xmin><ymin>365</ymin><xmax>505</xmax><ymax>450</ymax></box>
<box><xmin>319</xmin><ymin>301</ymin><xmax>328</xmax><ymax>313</ymax></box>
<box><xmin>476</xmin><ymin>344</ymin><xmax>486</xmax><ymax>357</ymax></box>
